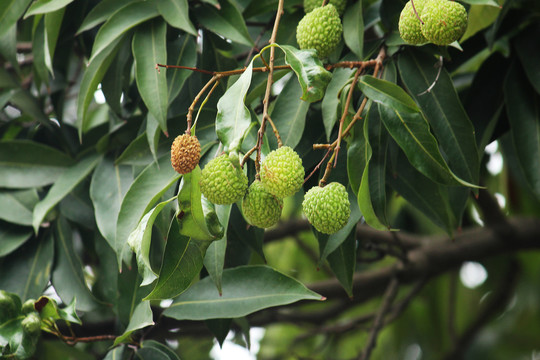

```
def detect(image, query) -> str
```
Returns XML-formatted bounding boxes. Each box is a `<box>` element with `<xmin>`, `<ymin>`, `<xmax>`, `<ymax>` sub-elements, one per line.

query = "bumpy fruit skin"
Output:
<box><xmin>304</xmin><ymin>0</ymin><xmax>346</xmax><ymax>15</ymax></box>
<box><xmin>22</xmin><ymin>312</ymin><xmax>41</xmax><ymax>335</ymax></box>
<box><xmin>302</xmin><ymin>182</ymin><xmax>350</xmax><ymax>234</ymax></box>
<box><xmin>421</xmin><ymin>0</ymin><xmax>467</xmax><ymax>45</ymax></box>
<box><xmin>296</xmin><ymin>4</ymin><xmax>343</xmax><ymax>59</ymax></box>
<box><xmin>398</xmin><ymin>0</ymin><xmax>428</xmax><ymax>44</ymax></box>
<box><xmin>199</xmin><ymin>154</ymin><xmax>248</xmax><ymax>204</ymax></box>
<box><xmin>242</xmin><ymin>181</ymin><xmax>284</xmax><ymax>228</ymax></box>
<box><xmin>260</xmin><ymin>146</ymin><xmax>305</xmax><ymax>198</ymax></box>
<box><xmin>21</xmin><ymin>299</ymin><xmax>37</xmax><ymax>315</ymax></box>
<box><xmin>171</xmin><ymin>134</ymin><xmax>201</xmax><ymax>174</ymax></box>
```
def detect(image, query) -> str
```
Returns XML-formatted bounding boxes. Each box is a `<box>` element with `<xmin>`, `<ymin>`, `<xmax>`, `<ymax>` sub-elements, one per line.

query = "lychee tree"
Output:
<box><xmin>1</xmin><ymin>0</ymin><xmax>540</xmax><ymax>359</ymax></box>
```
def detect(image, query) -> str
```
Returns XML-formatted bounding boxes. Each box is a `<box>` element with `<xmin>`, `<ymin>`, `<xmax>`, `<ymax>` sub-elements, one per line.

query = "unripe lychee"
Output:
<box><xmin>296</xmin><ymin>4</ymin><xmax>343</xmax><ymax>59</ymax></box>
<box><xmin>260</xmin><ymin>146</ymin><xmax>305</xmax><ymax>198</ymax></box>
<box><xmin>421</xmin><ymin>0</ymin><xmax>468</xmax><ymax>45</ymax></box>
<box><xmin>199</xmin><ymin>154</ymin><xmax>248</xmax><ymax>205</ymax></box>
<box><xmin>398</xmin><ymin>0</ymin><xmax>428</xmax><ymax>45</ymax></box>
<box><xmin>21</xmin><ymin>312</ymin><xmax>41</xmax><ymax>334</ymax></box>
<box><xmin>302</xmin><ymin>182</ymin><xmax>350</xmax><ymax>234</ymax></box>
<box><xmin>171</xmin><ymin>134</ymin><xmax>201</xmax><ymax>174</ymax></box>
<box><xmin>304</xmin><ymin>0</ymin><xmax>346</xmax><ymax>16</ymax></box>
<box><xmin>21</xmin><ymin>299</ymin><xmax>37</xmax><ymax>315</ymax></box>
<box><xmin>242</xmin><ymin>180</ymin><xmax>283</xmax><ymax>228</ymax></box>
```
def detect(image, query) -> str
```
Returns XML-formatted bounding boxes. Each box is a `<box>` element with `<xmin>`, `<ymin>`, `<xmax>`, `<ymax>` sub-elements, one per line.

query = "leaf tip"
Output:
<box><xmin>320</xmin><ymin>296</ymin><xmax>327</xmax><ymax>301</ymax></box>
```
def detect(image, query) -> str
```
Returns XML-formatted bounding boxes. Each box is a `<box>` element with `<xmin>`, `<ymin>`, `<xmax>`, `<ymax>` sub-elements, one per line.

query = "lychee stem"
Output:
<box><xmin>410</xmin><ymin>0</ymin><xmax>424</xmax><ymax>25</ymax></box>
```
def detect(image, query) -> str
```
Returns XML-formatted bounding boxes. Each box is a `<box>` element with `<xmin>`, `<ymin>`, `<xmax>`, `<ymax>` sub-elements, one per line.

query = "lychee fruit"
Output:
<box><xmin>260</xmin><ymin>146</ymin><xmax>305</xmax><ymax>198</ymax></box>
<box><xmin>171</xmin><ymin>134</ymin><xmax>201</xmax><ymax>174</ymax></box>
<box><xmin>296</xmin><ymin>4</ymin><xmax>343</xmax><ymax>59</ymax></box>
<box><xmin>398</xmin><ymin>0</ymin><xmax>428</xmax><ymax>45</ymax></box>
<box><xmin>242</xmin><ymin>180</ymin><xmax>283</xmax><ymax>228</ymax></box>
<box><xmin>302</xmin><ymin>182</ymin><xmax>350</xmax><ymax>234</ymax></box>
<box><xmin>421</xmin><ymin>0</ymin><xmax>468</xmax><ymax>45</ymax></box>
<box><xmin>199</xmin><ymin>154</ymin><xmax>248</xmax><ymax>205</ymax></box>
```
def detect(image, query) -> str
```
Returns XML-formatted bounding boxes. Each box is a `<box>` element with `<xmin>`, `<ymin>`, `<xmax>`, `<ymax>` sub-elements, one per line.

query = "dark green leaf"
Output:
<box><xmin>32</xmin><ymin>153</ymin><xmax>101</xmax><ymax>233</ymax></box>
<box><xmin>167</xmin><ymin>35</ymin><xmax>197</xmax><ymax>104</ymax></box>
<box><xmin>89</xmin><ymin>1</ymin><xmax>159</xmax><ymax>62</ymax></box>
<box><xmin>141</xmin><ymin>340</ymin><xmax>182</xmax><ymax>360</ymax></box>
<box><xmin>322</xmin><ymin>67</ymin><xmax>355</xmax><ymax>141</ymax></box>
<box><xmin>194</xmin><ymin>0</ymin><xmax>253</xmax><ymax>46</ymax></box>
<box><xmin>279</xmin><ymin>45</ymin><xmax>333</xmax><ymax>103</ymax></box>
<box><xmin>347</xmin><ymin>118</ymin><xmax>367</xmax><ymax>194</ymax></box>
<box><xmin>116</xmin><ymin>132</ymin><xmax>156</xmax><ymax>165</ymax></box>
<box><xmin>43</xmin><ymin>7</ymin><xmax>64</xmax><ymax>74</ymax></box>
<box><xmin>157</xmin><ymin>0</ymin><xmax>197</xmax><ymax>36</ymax></box>
<box><xmin>0</xmin><ymin>140</ymin><xmax>74</xmax><ymax>188</ymax></box>
<box><xmin>38</xmin><ymin>297</ymin><xmax>82</xmax><ymax>324</ymax></box>
<box><xmin>0</xmin><ymin>189</ymin><xmax>38</xmax><ymax>226</ymax></box>
<box><xmin>77</xmin><ymin>0</ymin><xmax>135</xmax><ymax>34</ymax></box>
<box><xmin>133</xmin><ymin>19</ymin><xmax>169</xmax><ymax>133</ymax></box>
<box><xmin>24</xmin><ymin>0</ymin><xmax>74</xmax><ymax>17</ymax></box>
<box><xmin>342</xmin><ymin>0</ymin><xmax>363</xmax><ymax>59</ymax></box>
<box><xmin>147</xmin><ymin>113</ymin><xmax>161</xmax><ymax>162</ymax></box>
<box><xmin>52</xmin><ymin>217</ymin><xmax>101</xmax><ymax>311</ymax></box>
<box><xmin>164</xmin><ymin>265</ymin><xmax>323</xmax><ymax>320</ymax></box>
<box><xmin>103</xmin><ymin>346</ymin><xmax>127</xmax><ymax>360</ymax></box>
<box><xmin>115</xmin><ymin>154</ymin><xmax>181</xmax><ymax>268</ymax></box>
<box><xmin>460</xmin><ymin>0</ymin><xmax>499</xmax><ymax>6</ymax></box>
<box><xmin>0</xmin><ymin>223</ymin><xmax>32</xmax><ymax>257</ymax></box>
<box><xmin>358</xmin><ymin>75</ymin><xmax>419</xmax><ymax>114</ymax></box>
<box><xmin>0</xmin><ymin>0</ymin><xmax>33</xmax><ymax>37</ymax></box>
<box><xmin>326</xmin><ymin>229</ymin><xmax>356</xmax><ymax>297</ymax></box>
<box><xmin>114</xmin><ymin>301</ymin><xmax>154</xmax><ymax>346</ymax></box>
<box><xmin>460</xmin><ymin>5</ymin><xmax>501</xmax><ymax>42</ymax></box>
<box><xmin>516</xmin><ymin>25</ymin><xmax>540</xmax><ymax>95</ymax></box>
<box><xmin>135</xmin><ymin>347</ymin><xmax>170</xmax><ymax>360</ymax></box>
<box><xmin>203</xmin><ymin>204</ymin><xmax>232</xmax><ymax>294</ymax></box>
<box><xmin>0</xmin><ymin>233</ymin><xmax>53</xmax><ymax>300</ymax></box>
<box><xmin>205</xmin><ymin>319</ymin><xmax>231</xmax><ymax>347</ymax></box>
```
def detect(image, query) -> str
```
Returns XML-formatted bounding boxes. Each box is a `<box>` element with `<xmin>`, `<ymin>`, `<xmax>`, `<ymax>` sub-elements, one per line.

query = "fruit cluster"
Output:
<box><xmin>296</xmin><ymin>3</ymin><xmax>343</xmax><ymax>59</ymax></box>
<box><xmin>398</xmin><ymin>0</ymin><xmax>468</xmax><ymax>46</ymax></box>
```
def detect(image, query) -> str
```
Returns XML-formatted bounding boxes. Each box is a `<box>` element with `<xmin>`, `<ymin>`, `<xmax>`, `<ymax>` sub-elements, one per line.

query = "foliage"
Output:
<box><xmin>1</xmin><ymin>0</ymin><xmax>540</xmax><ymax>359</ymax></box>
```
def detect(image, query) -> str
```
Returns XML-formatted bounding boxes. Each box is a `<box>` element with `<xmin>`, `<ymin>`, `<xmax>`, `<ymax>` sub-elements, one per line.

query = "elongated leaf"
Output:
<box><xmin>116</xmin><ymin>154</ymin><xmax>181</xmax><ymax>268</ymax></box>
<box><xmin>0</xmin><ymin>223</ymin><xmax>32</xmax><ymax>257</ymax></box>
<box><xmin>279</xmin><ymin>45</ymin><xmax>333</xmax><ymax>103</ymax></box>
<box><xmin>343</xmin><ymin>0</ymin><xmax>363</xmax><ymax>59</ymax></box>
<box><xmin>0</xmin><ymin>140</ymin><xmax>74</xmax><ymax>188</ymax></box>
<box><xmin>52</xmin><ymin>217</ymin><xmax>100</xmax><ymax>311</ymax></box>
<box><xmin>32</xmin><ymin>153</ymin><xmax>101</xmax><ymax>233</ymax></box>
<box><xmin>163</xmin><ymin>265</ymin><xmax>323</xmax><ymax>320</ymax></box>
<box><xmin>322</xmin><ymin>67</ymin><xmax>355</xmax><ymax>141</ymax></box>
<box><xmin>167</xmin><ymin>35</ymin><xmax>197</xmax><ymax>104</ymax></box>
<box><xmin>90</xmin><ymin>157</ymin><xmax>133</xmax><ymax>250</ymax></box>
<box><xmin>114</xmin><ymin>301</ymin><xmax>154</xmax><ymax>345</ymax></box>
<box><xmin>0</xmin><ymin>189</ymin><xmax>38</xmax><ymax>226</ymax></box>
<box><xmin>460</xmin><ymin>5</ymin><xmax>500</xmax><ymax>42</ymax></box>
<box><xmin>398</xmin><ymin>49</ymin><xmax>479</xmax><ymax>185</ymax></box>
<box><xmin>358</xmin><ymin>75</ymin><xmax>419</xmax><ymax>114</ymax></box>
<box><xmin>216</xmin><ymin>61</ymin><xmax>253</xmax><ymax>151</ymax></box>
<box><xmin>515</xmin><ymin>25</ymin><xmax>540</xmax><ymax>95</ymax></box>
<box><xmin>133</xmin><ymin>19</ymin><xmax>168</xmax><ymax>133</ymax></box>
<box><xmin>203</xmin><ymin>204</ymin><xmax>232</xmax><ymax>294</ymax></box>
<box><xmin>145</xmin><ymin>219</ymin><xmax>209</xmax><ymax>300</ymax></box>
<box><xmin>141</xmin><ymin>340</ymin><xmax>182</xmax><ymax>360</ymax></box>
<box><xmin>326</xmin><ymin>229</ymin><xmax>356</xmax><ymax>297</ymax></box>
<box><xmin>504</xmin><ymin>62</ymin><xmax>540</xmax><ymax>197</ymax></box>
<box><xmin>104</xmin><ymin>346</ymin><xmax>126</xmax><ymax>360</ymax></box>
<box><xmin>460</xmin><ymin>0</ymin><xmax>499</xmax><ymax>6</ymax></box>
<box><xmin>268</xmin><ymin>75</ymin><xmax>309</xmax><ymax>149</ymax></box>
<box><xmin>378</xmin><ymin>104</ymin><xmax>474</xmax><ymax>187</ymax></box>
<box><xmin>89</xmin><ymin>1</ymin><xmax>159</xmax><ymax>62</ymax></box>
<box><xmin>194</xmin><ymin>0</ymin><xmax>253</xmax><ymax>46</ymax></box>
<box><xmin>32</xmin><ymin>18</ymin><xmax>50</xmax><ymax>84</ymax></box>
<box><xmin>77</xmin><ymin>0</ymin><xmax>135</xmax><ymax>34</ymax></box>
<box><xmin>157</xmin><ymin>0</ymin><xmax>197</xmax><ymax>36</ymax></box>
<box><xmin>24</xmin><ymin>0</ymin><xmax>74</xmax><ymax>17</ymax></box>
<box><xmin>0</xmin><ymin>0</ymin><xmax>33</xmax><ymax>37</ymax></box>
<box><xmin>128</xmin><ymin>196</ymin><xmax>178</xmax><ymax>286</ymax></box>
<box><xmin>43</xmin><ymin>7</ymin><xmax>64</xmax><ymax>75</ymax></box>
<box><xmin>77</xmin><ymin>36</ymin><xmax>122</xmax><ymax>139</ymax></box>
<box><xmin>347</xmin><ymin>119</ymin><xmax>367</xmax><ymax>194</ymax></box>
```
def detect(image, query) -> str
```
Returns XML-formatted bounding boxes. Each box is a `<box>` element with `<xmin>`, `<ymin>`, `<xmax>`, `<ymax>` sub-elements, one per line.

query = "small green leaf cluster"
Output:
<box><xmin>0</xmin><ymin>292</ymin><xmax>40</xmax><ymax>359</ymax></box>
<box><xmin>398</xmin><ymin>0</ymin><xmax>468</xmax><ymax>45</ymax></box>
<box><xmin>296</xmin><ymin>4</ymin><xmax>343</xmax><ymax>59</ymax></box>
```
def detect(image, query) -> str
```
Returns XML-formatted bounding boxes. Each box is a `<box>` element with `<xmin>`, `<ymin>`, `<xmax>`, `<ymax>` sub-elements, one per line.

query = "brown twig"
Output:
<box><xmin>186</xmin><ymin>75</ymin><xmax>221</xmax><ymax>133</ymax></box>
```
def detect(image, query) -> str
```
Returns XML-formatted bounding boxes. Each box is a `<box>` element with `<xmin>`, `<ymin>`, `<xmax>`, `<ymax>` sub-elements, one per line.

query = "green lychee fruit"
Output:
<box><xmin>296</xmin><ymin>4</ymin><xmax>343</xmax><ymax>59</ymax></box>
<box><xmin>302</xmin><ymin>182</ymin><xmax>350</xmax><ymax>234</ymax></box>
<box><xmin>260</xmin><ymin>146</ymin><xmax>305</xmax><ymax>198</ymax></box>
<box><xmin>421</xmin><ymin>0</ymin><xmax>468</xmax><ymax>45</ymax></box>
<box><xmin>21</xmin><ymin>312</ymin><xmax>41</xmax><ymax>335</ymax></box>
<box><xmin>242</xmin><ymin>180</ymin><xmax>283</xmax><ymax>228</ymax></box>
<box><xmin>199</xmin><ymin>154</ymin><xmax>248</xmax><ymax>205</ymax></box>
<box><xmin>171</xmin><ymin>134</ymin><xmax>201</xmax><ymax>175</ymax></box>
<box><xmin>304</xmin><ymin>0</ymin><xmax>346</xmax><ymax>16</ymax></box>
<box><xmin>21</xmin><ymin>299</ymin><xmax>37</xmax><ymax>315</ymax></box>
<box><xmin>398</xmin><ymin>0</ymin><xmax>428</xmax><ymax>45</ymax></box>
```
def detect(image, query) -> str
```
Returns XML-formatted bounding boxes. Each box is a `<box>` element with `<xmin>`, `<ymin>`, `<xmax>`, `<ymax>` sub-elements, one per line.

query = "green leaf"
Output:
<box><xmin>103</xmin><ymin>346</ymin><xmax>126</xmax><ymax>360</ymax></box>
<box><xmin>43</xmin><ymin>7</ymin><xmax>64</xmax><ymax>75</ymax></box>
<box><xmin>24</xmin><ymin>0</ymin><xmax>74</xmax><ymax>17</ymax></box>
<box><xmin>32</xmin><ymin>153</ymin><xmax>101</xmax><ymax>233</ymax></box>
<box><xmin>504</xmin><ymin>62</ymin><xmax>540</xmax><ymax>198</ymax></box>
<box><xmin>358</xmin><ymin>75</ymin><xmax>419</xmax><ymax>114</ymax></box>
<box><xmin>135</xmin><ymin>347</ymin><xmax>170</xmax><ymax>360</ymax></box>
<box><xmin>459</xmin><ymin>0</ymin><xmax>499</xmax><ymax>6</ymax></box>
<box><xmin>322</xmin><ymin>67</ymin><xmax>355</xmax><ymax>141</ymax></box>
<box><xmin>216</xmin><ymin>61</ymin><xmax>253</xmax><ymax>151</ymax></box>
<box><xmin>397</xmin><ymin>49</ymin><xmax>479</xmax><ymax>185</ymax></box>
<box><xmin>115</xmin><ymin>154</ymin><xmax>181</xmax><ymax>269</ymax></box>
<box><xmin>378</xmin><ymin>104</ymin><xmax>474</xmax><ymax>187</ymax></box>
<box><xmin>116</xmin><ymin>132</ymin><xmax>156</xmax><ymax>166</ymax></box>
<box><xmin>164</xmin><ymin>265</ymin><xmax>323</xmax><ymax>320</ymax></box>
<box><xmin>0</xmin><ymin>0</ymin><xmax>33</xmax><ymax>37</ymax></box>
<box><xmin>194</xmin><ymin>0</ymin><xmax>253</xmax><ymax>46</ymax></box>
<box><xmin>0</xmin><ymin>223</ymin><xmax>32</xmax><ymax>257</ymax></box>
<box><xmin>114</xmin><ymin>301</ymin><xmax>155</xmax><ymax>346</ymax></box>
<box><xmin>145</xmin><ymin>219</ymin><xmax>209</xmax><ymax>300</ymax></box>
<box><xmin>326</xmin><ymin>229</ymin><xmax>356</xmax><ymax>297</ymax></box>
<box><xmin>77</xmin><ymin>36</ymin><xmax>123</xmax><ymax>139</ymax></box>
<box><xmin>205</xmin><ymin>319</ymin><xmax>231</xmax><ymax>347</ymax></box>
<box><xmin>460</xmin><ymin>5</ymin><xmax>501</xmax><ymax>43</ymax></box>
<box><xmin>52</xmin><ymin>217</ymin><xmax>101</xmax><ymax>311</ymax></box>
<box><xmin>342</xmin><ymin>0</ymin><xmax>363</xmax><ymax>59</ymax></box>
<box><xmin>0</xmin><ymin>233</ymin><xmax>53</xmax><ymax>300</ymax></box>
<box><xmin>0</xmin><ymin>189</ymin><xmax>39</xmax><ymax>226</ymax></box>
<box><xmin>0</xmin><ymin>140</ymin><xmax>74</xmax><ymax>188</ymax></box>
<box><xmin>32</xmin><ymin>18</ymin><xmax>50</xmax><ymax>84</ymax></box>
<box><xmin>90</xmin><ymin>156</ymin><xmax>133</xmax><ymax>250</ymax></box>
<box><xmin>141</xmin><ymin>340</ymin><xmax>182</xmax><ymax>360</ymax></box>
<box><xmin>347</xmin><ymin>118</ymin><xmax>367</xmax><ymax>194</ymax></box>
<box><xmin>203</xmin><ymin>204</ymin><xmax>232</xmax><ymax>295</ymax></box>
<box><xmin>157</xmin><ymin>0</ymin><xmax>197</xmax><ymax>36</ymax></box>
<box><xmin>278</xmin><ymin>45</ymin><xmax>333</xmax><ymax>103</ymax></box>
<box><xmin>116</xmin><ymin>266</ymin><xmax>151</xmax><ymax>326</ymax></box>
<box><xmin>167</xmin><ymin>35</ymin><xmax>197</xmax><ymax>104</ymax></box>
<box><xmin>77</xmin><ymin>0</ymin><xmax>135</xmax><ymax>34</ymax></box>
<box><xmin>268</xmin><ymin>75</ymin><xmax>309</xmax><ymax>149</ymax></box>
<box><xmin>133</xmin><ymin>19</ymin><xmax>168</xmax><ymax>134</ymax></box>
<box><xmin>515</xmin><ymin>25</ymin><xmax>540</xmax><ymax>96</ymax></box>
<box><xmin>89</xmin><ymin>1</ymin><xmax>159</xmax><ymax>63</ymax></box>
<box><xmin>147</xmin><ymin>113</ymin><xmax>161</xmax><ymax>162</ymax></box>
<box><xmin>128</xmin><ymin>196</ymin><xmax>178</xmax><ymax>286</ymax></box>
<box><xmin>38</xmin><ymin>297</ymin><xmax>82</xmax><ymax>325</ymax></box>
